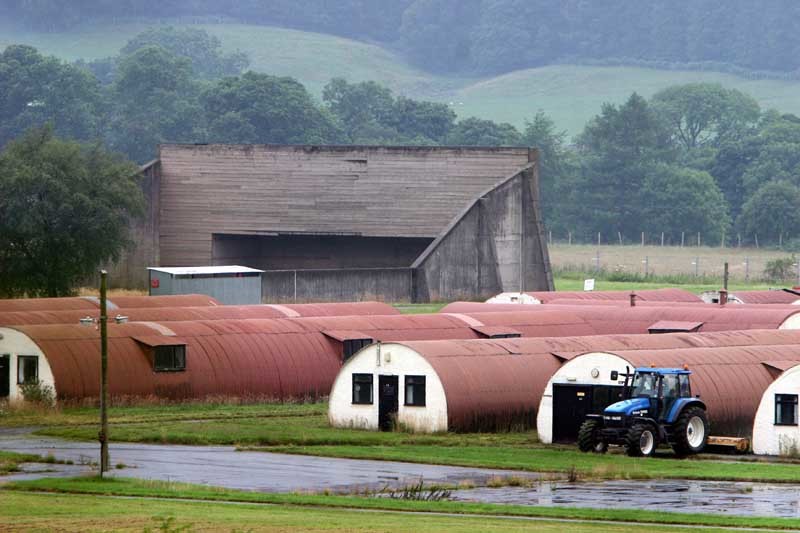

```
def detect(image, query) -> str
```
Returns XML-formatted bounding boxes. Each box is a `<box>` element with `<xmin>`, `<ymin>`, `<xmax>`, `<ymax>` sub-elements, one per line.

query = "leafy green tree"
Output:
<box><xmin>0</xmin><ymin>45</ymin><xmax>103</xmax><ymax>148</ymax></box>
<box><xmin>446</xmin><ymin>117</ymin><xmax>522</xmax><ymax>146</ymax></box>
<box><xmin>638</xmin><ymin>164</ymin><xmax>730</xmax><ymax>243</ymax></box>
<box><xmin>108</xmin><ymin>46</ymin><xmax>205</xmax><ymax>162</ymax></box>
<box><xmin>522</xmin><ymin>111</ymin><xmax>580</xmax><ymax>233</ymax></box>
<box><xmin>651</xmin><ymin>83</ymin><xmax>760</xmax><ymax>151</ymax></box>
<box><xmin>576</xmin><ymin>93</ymin><xmax>675</xmax><ymax>237</ymax></box>
<box><xmin>323</xmin><ymin>78</ymin><xmax>396</xmax><ymax>143</ymax></box>
<box><xmin>391</xmin><ymin>96</ymin><xmax>456</xmax><ymax>143</ymax></box>
<box><xmin>203</xmin><ymin>72</ymin><xmax>341</xmax><ymax>145</ymax></box>
<box><xmin>0</xmin><ymin>127</ymin><xmax>143</xmax><ymax>297</ymax></box>
<box><xmin>738</xmin><ymin>180</ymin><xmax>800</xmax><ymax>244</ymax></box>
<box><xmin>121</xmin><ymin>27</ymin><xmax>250</xmax><ymax>80</ymax></box>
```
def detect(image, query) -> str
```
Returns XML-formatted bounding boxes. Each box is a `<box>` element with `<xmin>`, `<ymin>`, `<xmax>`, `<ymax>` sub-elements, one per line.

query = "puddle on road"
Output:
<box><xmin>450</xmin><ymin>479</ymin><xmax>800</xmax><ymax>518</ymax></box>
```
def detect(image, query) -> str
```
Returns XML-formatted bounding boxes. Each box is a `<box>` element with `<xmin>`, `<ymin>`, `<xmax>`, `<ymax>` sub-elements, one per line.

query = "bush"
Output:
<box><xmin>19</xmin><ymin>380</ymin><xmax>56</xmax><ymax>406</ymax></box>
<box><xmin>764</xmin><ymin>256</ymin><xmax>797</xmax><ymax>282</ymax></box>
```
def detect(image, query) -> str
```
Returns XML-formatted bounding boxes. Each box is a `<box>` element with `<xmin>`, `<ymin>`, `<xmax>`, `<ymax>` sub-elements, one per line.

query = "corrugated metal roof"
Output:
<box><xmin>0</xmin><ymin>301</ymin><xmax>399</xmax><ymax>326</ymax></box>
<box><xmin>0</xmin><ymin>294</ymin><xmax>220</xmax><ymax>313</ymax></box>
<box><xmin>380</xmin><ymin>330</ymin><xmax>800</xmax><ymax>431</ymax></box>
<box><xmin>148</xmin><ymin>265</ymin><xmax>264</xmax><ymax>275</ymax></box>
<box><xmin>731</xmin><ymin>290</ymin><xmax>800</xmax><ymax>304</ymax></box>
<box><xmin>518</xmin><ymin>288</ymin><xmax>702</xmax><ymax>303</ymax></box>
<box><xmin>648</xmin><ymin>321</ymin><xmax>704</xmax><ymax>332</ymax></box>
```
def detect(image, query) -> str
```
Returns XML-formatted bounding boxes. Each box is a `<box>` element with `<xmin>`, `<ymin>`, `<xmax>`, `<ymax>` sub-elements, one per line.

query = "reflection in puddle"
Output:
<box><xmin>450</xmin><ymin>480</ymin><xmax>800</xmax><ymax>518</ymax></box>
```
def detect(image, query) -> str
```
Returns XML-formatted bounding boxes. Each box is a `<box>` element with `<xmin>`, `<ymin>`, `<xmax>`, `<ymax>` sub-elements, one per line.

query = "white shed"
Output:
<box><xmin>0</xmin><ymin>327</ymin><xmax>56</xmax><ymax>403</ymax></box>
<box><xmin>752</xmin><ymin>362</ymin><xmax>800</xmax><ymax>456</ymax></box>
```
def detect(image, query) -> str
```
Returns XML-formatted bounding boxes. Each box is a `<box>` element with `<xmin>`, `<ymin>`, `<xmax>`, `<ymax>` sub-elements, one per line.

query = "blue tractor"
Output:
<box><xmin>577</xmin><ymin>367</ymin><xmax>709</xmax><ymax>457</ymax></box>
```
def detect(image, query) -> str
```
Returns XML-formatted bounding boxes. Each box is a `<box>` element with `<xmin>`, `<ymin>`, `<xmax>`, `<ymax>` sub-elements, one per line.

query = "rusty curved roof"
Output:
<box><xmin>386</xmin><ymin>330</ymin><xmax>800</xmax><ymax>431</ymax></box>
<box><xmin>730</xmin><ymin>290</ymin><xmax>800</xmax><ymax>304</ymax></box>
<box><xmin>522</xmin><ymin>288</ymin><xmax>702</xmax><ymax>303</ymax></box>
<box><xmin>440</xmin><ymin>303</ymin><xmax>800</xmax><ymax>333</ymax></box>
<box><xmin>0</xmin><ymin>301</ymin><xmax>399</xmax><ymax>326</ymax></box>
<box><xmin>0</xmin><ymin>294</ymin><xmax>220</xmax><ymax>313</ymax></box>
<box><xmin>601</xmin><ymin>344</ymin><xmax>800</xmax><ymax>436</ymax></box>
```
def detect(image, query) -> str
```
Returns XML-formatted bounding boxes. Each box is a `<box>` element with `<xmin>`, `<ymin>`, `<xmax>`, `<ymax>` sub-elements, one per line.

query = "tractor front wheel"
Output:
<box><xmin>626</xmin><ymin>424</ymin><xmax>658</xmax><ymax>457</ymax></box>
<box><xmin>671</xmin><ymin>407</ymin><xmax>709</xmax><ymax>456</ymax></box>
<box><xmin>577</xmin><ymin>420</ymin><xmax>608</xmax><ymax>453</ymax></box>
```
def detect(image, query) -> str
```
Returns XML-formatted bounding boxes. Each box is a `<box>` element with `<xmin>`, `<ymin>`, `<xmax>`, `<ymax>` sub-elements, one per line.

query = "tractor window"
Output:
<box><xmin>631</xmin><ymin>373</ymin><xmax>658</xmax><ymax>398</ymax></box>
<box><xmin>662</xmin><ymin>375</ymin><xmax>680</xmax><ymax>400</ymax></box>
<box><xmin>678</xmin><ymin>374</ymin><xmax>691</xmax><ymax>397</ymax></box>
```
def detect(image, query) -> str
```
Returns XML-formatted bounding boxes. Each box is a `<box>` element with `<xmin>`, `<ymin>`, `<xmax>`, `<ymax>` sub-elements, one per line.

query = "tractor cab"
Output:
<box><xmin>605</xmin><ymin>368</ymin><xmax>692</xmax><ymax>423</ymax></box>
<box><xmin>578</xmin><ymin>366</ymin><xmax>709</xmax><ymax>457</ymax></box>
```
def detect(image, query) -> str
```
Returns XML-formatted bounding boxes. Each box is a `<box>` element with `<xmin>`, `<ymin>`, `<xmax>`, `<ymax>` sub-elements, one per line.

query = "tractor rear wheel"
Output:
<box><xmin>626</xmin><ymin>424</ymin><xmax>658</xmax><ymax>457</ymax></box>
<box><xmin>577</xmin><ymin>420</ymin><xmax>608</xmax><ymax>453</ymax></box>
<box><xmin>671</xmin><ymin>407</ymin><xmax>709</xmax><ymax>456</ymax></box>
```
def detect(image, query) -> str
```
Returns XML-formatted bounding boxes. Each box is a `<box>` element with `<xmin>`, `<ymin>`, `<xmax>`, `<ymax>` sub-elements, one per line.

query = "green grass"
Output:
<box><xmin>3</xmin><ymin>21</ymin><xmax>800</xmax><ymax>135</ymax></box>
<box><xmin>0</xmin><ymin>450</ymin><xmax>65</xmax><ymax>475</ymax></box>
<box><xmin>0</xmin><ymin>400</ymin><xmax>323</xmax><ymax>428</ymax></box>
<box><xmin>5</xmin><ymin>477</ymin><xmax>800</xmax><ymax>531</ymax></box>
<box><xmin>553</xmin><ymin>277</ymin><xmax>774</xmax><ymax>293</ymax></box>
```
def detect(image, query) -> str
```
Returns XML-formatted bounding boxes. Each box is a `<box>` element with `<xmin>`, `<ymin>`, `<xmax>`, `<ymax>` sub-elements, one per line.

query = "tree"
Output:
<box><xmin>121</xmin><ymin>27</ymin><xmax>250</xmax><ymax>80</ymax></box>
<box><xmin>0</xmin><ymin>127</ymin><xmax>143</xmax><ymax>297</ymax></box>
<box><xmin>638</xmin><ymin>164</ymin><xmax>730</xmax><ymax>244</ymax></box>
<box><xmin>0</xmin><ymin>45</ymin><xmax>103</xmax><ymax>148</ymax></box>
<box><xmin>323</xmin><ymin>78</ymin><xmax>396</xmax><ymax>143</ymax></box>
<box><xmin>107</xmin><ymin>45</ymin><xmax>205</xmax><ymax>163</ymax></box>
<box><xmin>446</xmin><ymin>117</ymin><xmax>522</xmax><ymax>146</ymax></box>
<box><xmin>203</xmin><ymin>72</ymin><xmax>341</xmax><ymax>145</ymax></box>
<box><xmin>651</xmin><ymin>83</ymin><xmax>760</xmax><ymax>151</ymax></box>
<box><xmin>738</xmin><ymin>180</ymin><xmax>800</xmax><ymax>244</ymax></box>
<box><xmin>576</xmin><ymin>93</ymin><xmax>675</xmax><ymax>237</ymax></box>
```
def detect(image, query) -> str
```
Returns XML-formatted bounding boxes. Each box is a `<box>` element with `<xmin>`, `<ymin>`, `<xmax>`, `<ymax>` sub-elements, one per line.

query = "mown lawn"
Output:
<box><xmin>6</xmin><ymin>477</ymin><xmax>800</xmax><ymax>531</ymax></box>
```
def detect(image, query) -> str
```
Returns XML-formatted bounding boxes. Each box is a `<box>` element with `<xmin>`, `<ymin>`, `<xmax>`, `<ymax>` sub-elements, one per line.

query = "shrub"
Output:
<box><xmin>19</xmin><ymin>380</ymin><xmax>56</xmax><ymax>406</ymax></box>
<box><xmin>764</xmin><ymin>256</ymin><xmax>797</xmax><ymax>282</ymax></box>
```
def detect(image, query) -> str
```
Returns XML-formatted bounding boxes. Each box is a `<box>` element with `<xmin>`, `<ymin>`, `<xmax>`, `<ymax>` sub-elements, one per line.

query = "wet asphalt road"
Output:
<box><xmin>0</xmin><ymin>434</ymin><xmax>537</xmax><ymax>492</ymax></box>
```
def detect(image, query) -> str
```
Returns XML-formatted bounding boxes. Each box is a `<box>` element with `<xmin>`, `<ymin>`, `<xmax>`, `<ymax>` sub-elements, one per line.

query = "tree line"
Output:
<box><xmin>3</xmin><ymin>28</ymin><xmax>800</xmax><ymax>299</ymax></box>
<box><xmin>5</xmin><ymin>1</ymin><xmax>800</xmax><ymax>77</ymax></box>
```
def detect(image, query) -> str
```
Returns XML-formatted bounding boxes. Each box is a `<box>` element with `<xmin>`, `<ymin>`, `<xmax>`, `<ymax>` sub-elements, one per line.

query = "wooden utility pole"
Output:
<box><xmin>99</xmin><ymin>270</ymin><xmax>110</xmax><ymax>476</ymax></box>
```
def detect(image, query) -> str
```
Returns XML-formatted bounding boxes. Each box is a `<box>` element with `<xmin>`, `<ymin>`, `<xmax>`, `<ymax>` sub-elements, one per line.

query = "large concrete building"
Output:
<box><xmin>118</xmin><ymin>144</ymin><xmax>553</xmax><ymax>302</ymax></box>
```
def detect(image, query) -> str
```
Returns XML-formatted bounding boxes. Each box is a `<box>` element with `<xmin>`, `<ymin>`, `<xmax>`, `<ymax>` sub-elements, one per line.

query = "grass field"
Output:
<box><xmin>3</xmin><ymin>21</ymin><xmax>800</xmax><ymax>135</ymax></box>
<box><xmin>6</xmin><ymin>477</ymin><xmax>800</xmax><ymax>531</ymax></box>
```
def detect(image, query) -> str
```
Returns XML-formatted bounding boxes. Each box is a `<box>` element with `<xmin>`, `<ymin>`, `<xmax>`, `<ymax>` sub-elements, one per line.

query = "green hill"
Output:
<box><xmin>3</xmin><ymin>21</ymin><xmax>800</xmax><ymax>137</ymax></box>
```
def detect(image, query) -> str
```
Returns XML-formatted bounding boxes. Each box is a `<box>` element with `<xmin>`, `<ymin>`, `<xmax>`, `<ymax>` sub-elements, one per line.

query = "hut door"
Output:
<box><xmin>552</xmin><ymin>384</ymin><xmax>594</xmax><ymax>443</ymax></box>
<box><xmin>378</xmin><ymin>375</ymin><xmax>399</xmax><ymax>431</ymax></box>
<box><xmin>0</xmin><ymin>355</ymin><xmax>9</xmax><ymax>398</ymax></box>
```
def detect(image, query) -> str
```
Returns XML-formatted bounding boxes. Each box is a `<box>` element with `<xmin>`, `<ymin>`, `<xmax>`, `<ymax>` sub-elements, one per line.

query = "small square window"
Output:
<box><xmin>352</xmin><ymin>373</ymin><xmax>373</xmax><ymax>404</ymax></box>
<box><xmin>404</xmin><ymin>375</ymin><xmax>426</xmax><ymax>407</ymax></box>
<box><xmin>776</xmin><ymin>394</ymin><xmax>798</xmax><ymax>425</ymax></box>
<box><xmin>343</xmin><ymin>339</ymin><xmax>373</xmax><ymax>361</ymax></box>
<box><xmin>17</xmin><ymin>356</ymin><xmax>38</xmax><ymax>384</ymax></box>
<box><xmin>154</xmin><ymin>345</ymin><xmax>186</xmax><ymax>372</ymax></box>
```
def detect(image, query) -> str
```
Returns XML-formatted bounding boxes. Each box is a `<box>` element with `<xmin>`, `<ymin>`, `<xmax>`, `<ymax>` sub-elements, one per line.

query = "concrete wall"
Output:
<box><xmin>412</xmin><ymin>159</ymin><xmax>553</xmax><ymax>302</ymax></box>
<box><xmin>262</xmin><ymin>268</ymin><xmax>413</xmax><ymax>303</ymax></box>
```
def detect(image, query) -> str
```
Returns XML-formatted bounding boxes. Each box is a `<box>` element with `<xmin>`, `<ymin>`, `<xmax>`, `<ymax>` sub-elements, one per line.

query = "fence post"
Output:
<box><xmin>681</xmin><ymin>232</ymin><xmax>685</xmax><ymax>248</ymax></box>
<box><xmin>661</xmin><ymin>232</ymin><xmax>665</xmax><ymax>246</ymax></box>
<box><xmin>642</xmin><ymin>256</ymin><xmax>649</xmax><ymax>277</ymax></box>
<box><xmin>738</xmin><ymin>233</ymin><xmax>741</xmax><ymax>248</ymax></box>
<box><xmin>597</xmin><ymin>232</ymin><xmax>601</xmax><ymax>246</ymax></box>
<box><xmin>744</xmin><ymin>257</ymin><xmax>750</xmax><ymax>282</ymax></box>
<box><xmin>568</xmin><ymin>231</ymin><xmax>572</xmax><ymax>245</ymax></box>
<box><xmin>697</xmin><ymin>232</ymin><xmax>701</xmax><ymax>247</ymax></box>
<box><xmin>641</xmin><ymin>232</ymin><xmax>645</xmax><ymax>247</ymax></box>
<box><xmin>755</xmin><ymin>234</ymin><xmax>759</xmax><ymax>248</ymax></box>
<box><xmin>549</xmin><ymin>230</ymin><xmax>552</xmax><ymax>245</ymax></box>
<box><xmin>693</xmin><ymin>257</ymin><xmax>699</xmax><ymax>277</ymax></box>
<box><xmin>595</xmin><ymin>250</ymin><xmax>601</xmax><ymax>272</ymax></box>
<box><xmin>618</xmin><ymin>231</ymin><xmax>623</xmax><ymax>245</ymax></box>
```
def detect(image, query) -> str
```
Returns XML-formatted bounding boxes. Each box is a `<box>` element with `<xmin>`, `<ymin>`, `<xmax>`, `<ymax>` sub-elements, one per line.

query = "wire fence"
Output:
<box><xmin>549</xmin><ymin>244</ymin><xmax>798</xmax><ymax>283</ymax></box>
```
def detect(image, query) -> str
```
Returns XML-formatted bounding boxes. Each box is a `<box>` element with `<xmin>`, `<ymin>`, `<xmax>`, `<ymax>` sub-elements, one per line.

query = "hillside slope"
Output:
<box><xmin>2</xmin><ymin>22</ymin><xmax>800</xmax><ymax>136</ymax></box>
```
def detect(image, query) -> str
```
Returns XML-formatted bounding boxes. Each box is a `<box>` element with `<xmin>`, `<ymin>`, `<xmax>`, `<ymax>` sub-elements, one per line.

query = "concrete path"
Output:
<box><xmin>0</xmin><ymin>434</ymin><xmax>537</xmax><ymax>492</ymax></box>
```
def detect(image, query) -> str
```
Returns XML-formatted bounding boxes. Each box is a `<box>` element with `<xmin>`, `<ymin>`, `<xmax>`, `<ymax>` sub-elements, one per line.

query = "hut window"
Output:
<box><xmin>343</xmin><ymin>339</ymin><xmax>373</xmax><ymax>361</ymax></box>
<box><xmin>154</xmin><ymin>345</ymin><xmax>186</xmax><ymax>372</ymax></box>
<box><xmin>775</xmin><ymin>394</ymin><xmax>799</xmax><ymax>426</ymax></box>
<box><xmin>404</xmin><ymin>375</ymin><xmax>426</xmax><ymax>407</ymax></box>
<box><xmin>352</xmin><ymin>374</ymin><xmax>373</xmax><ymax>404</ymax></box>
<box><xmin>17</xmin><ymin>356</ymin><xmax>38</xmax><ymax>384</ymax></box>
